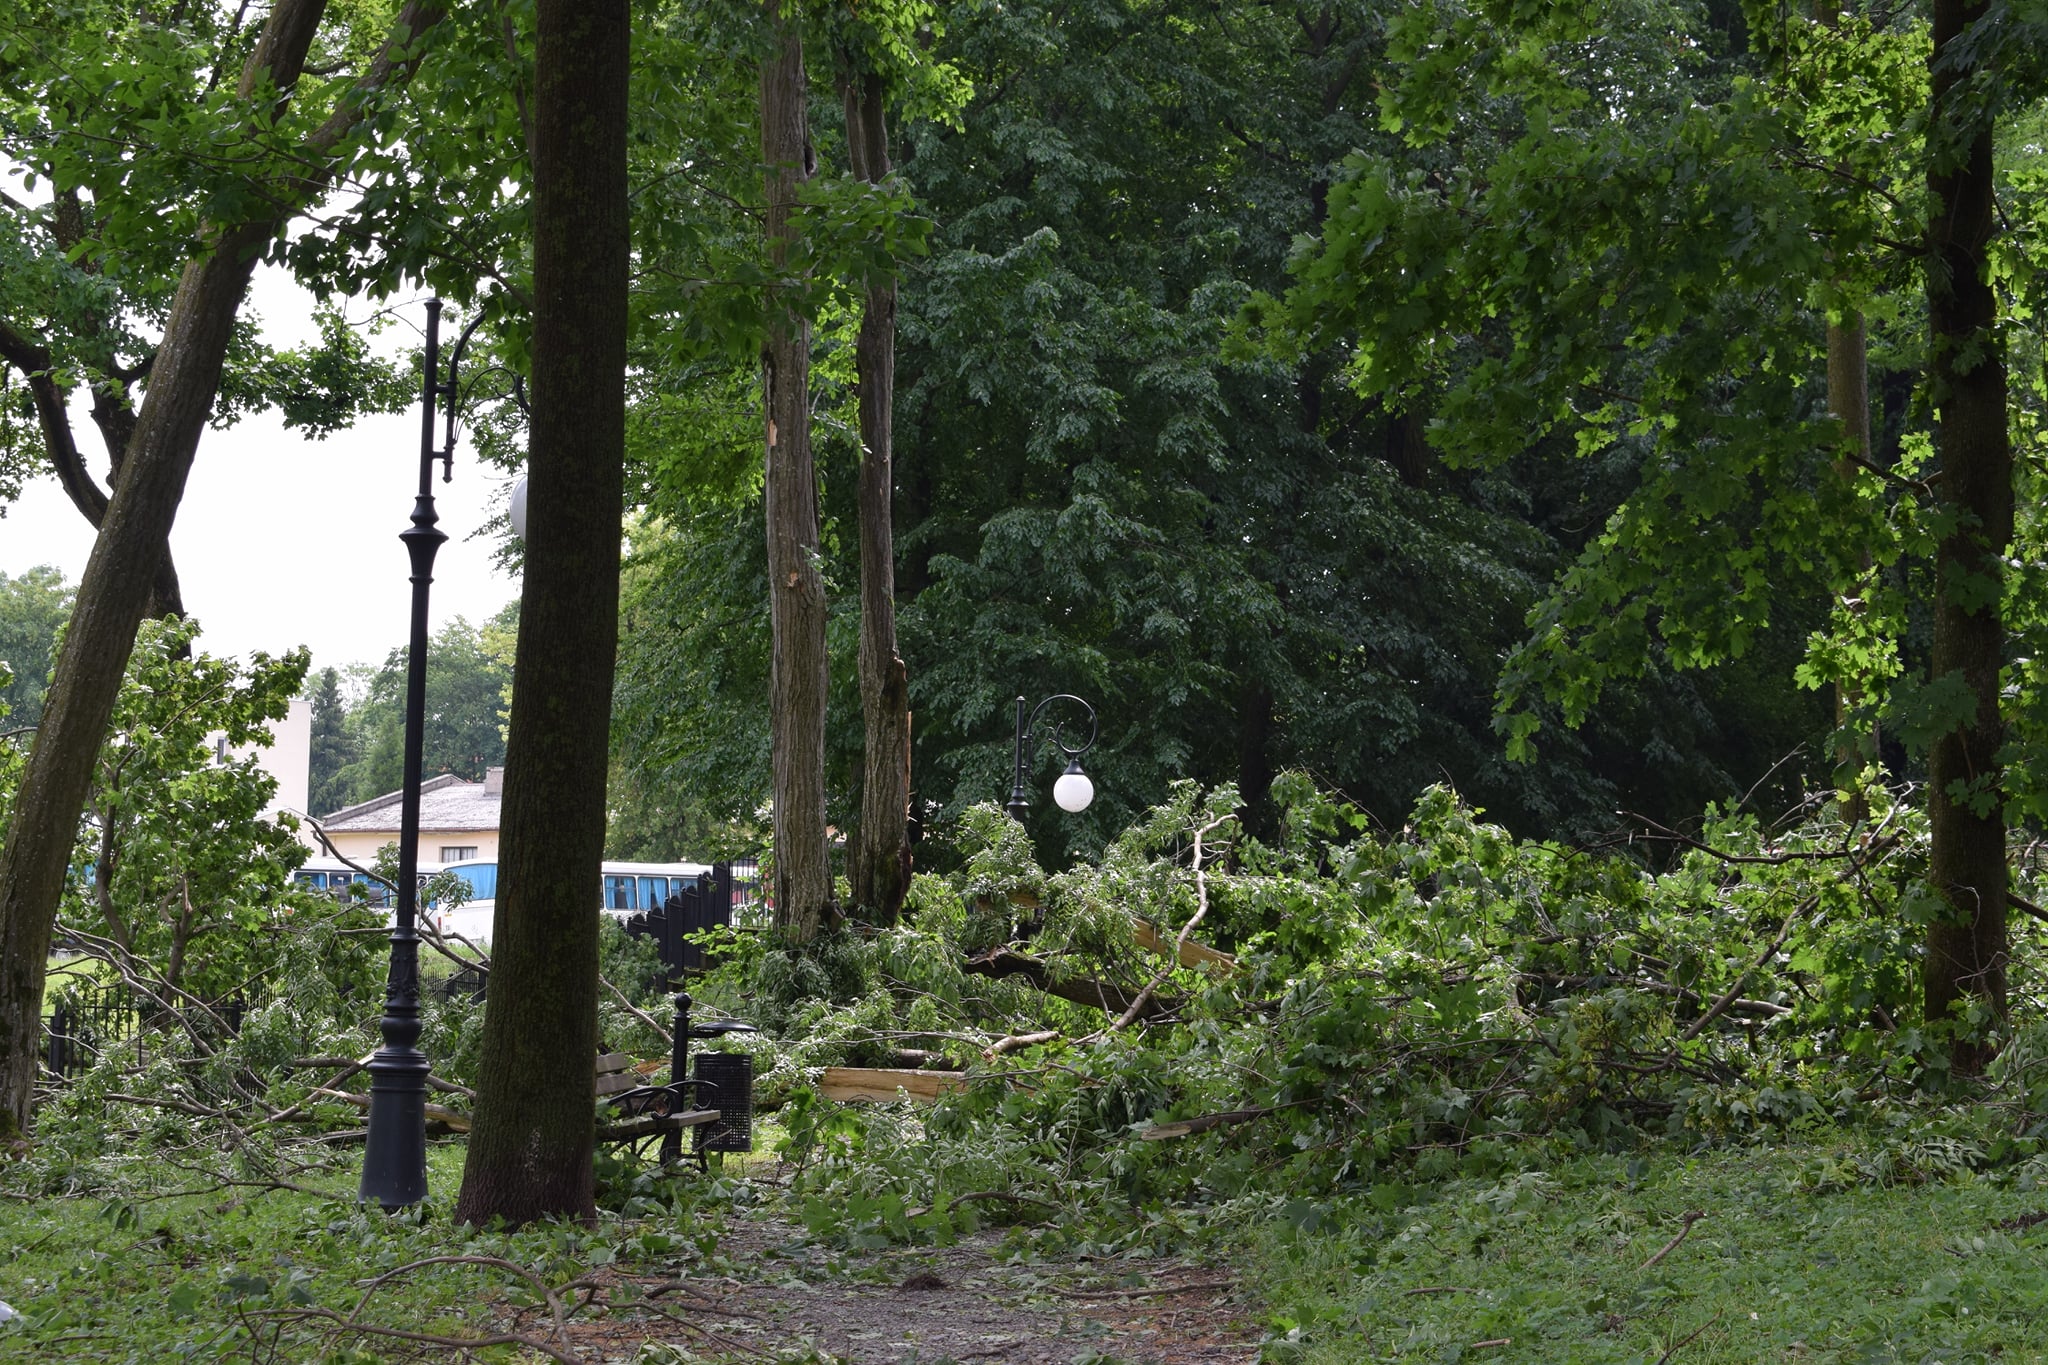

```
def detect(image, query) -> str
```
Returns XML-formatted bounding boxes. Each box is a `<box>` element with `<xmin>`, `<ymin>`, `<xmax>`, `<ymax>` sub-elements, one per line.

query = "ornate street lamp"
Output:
<box><xmin>360</xmin><ymin>298</ymin><xmax>488</xmax><ymax>1210</ymax></box>
<box><xmin>1005</xmin><ymin>694</ymin><xmax>1098</xmax><ymax>822</ymax></box>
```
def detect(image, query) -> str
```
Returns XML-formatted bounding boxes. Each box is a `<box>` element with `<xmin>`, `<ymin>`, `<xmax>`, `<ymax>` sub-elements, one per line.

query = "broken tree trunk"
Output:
<box><xmin>961</xmin><ymin>947</ymin><xmax>1179</xmax><ymax>1020</ymax></box>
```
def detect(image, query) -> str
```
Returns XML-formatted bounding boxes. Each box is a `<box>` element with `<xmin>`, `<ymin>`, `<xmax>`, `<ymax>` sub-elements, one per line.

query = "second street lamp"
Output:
<box><xmin>359</xmin><ymin>298</ymin><xmax>489</xmax><ymax>1211</ymax></box>
<box><xmin>1005</xmin><ymin>694</ymin><xmax>1098</xmax><ymax>822</ymax></box>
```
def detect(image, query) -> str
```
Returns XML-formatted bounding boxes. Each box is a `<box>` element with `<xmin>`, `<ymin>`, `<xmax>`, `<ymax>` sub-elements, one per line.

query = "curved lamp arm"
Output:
<box><xmin>435</xmin><ymin>307</ymin><xmax>492</xmax><ymax>482</ymax></box>
<box><xmin>1006</xmin><ymin>693</ymin><xmax>1098</xmax><ymax>821</ymax></box>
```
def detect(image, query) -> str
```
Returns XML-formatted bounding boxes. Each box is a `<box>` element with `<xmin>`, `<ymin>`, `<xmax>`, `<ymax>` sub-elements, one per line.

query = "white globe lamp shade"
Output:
<box><xmin>509</xmin><ymin>475</ymin><xmax>529</xmax><ymax>538</ymax></box>
<box><xmin>1053</xmin><ymin>764</ymin><xmax>1094</xmax><ymax>814</ymax></box>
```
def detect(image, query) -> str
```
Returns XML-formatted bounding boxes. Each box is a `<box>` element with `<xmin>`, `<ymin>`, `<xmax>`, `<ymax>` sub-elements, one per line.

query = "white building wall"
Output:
<box><xmin>213</xmin><ymin>696</ymin><xmax>313</xmax><ymax>825</ymax></box>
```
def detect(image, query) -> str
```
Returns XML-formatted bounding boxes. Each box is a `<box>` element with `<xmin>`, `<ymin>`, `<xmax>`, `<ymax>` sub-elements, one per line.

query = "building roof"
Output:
<box><xmin>319</xmin><ymin>772</ymin><xmax>501</xmax><ymax>834</ymax></box>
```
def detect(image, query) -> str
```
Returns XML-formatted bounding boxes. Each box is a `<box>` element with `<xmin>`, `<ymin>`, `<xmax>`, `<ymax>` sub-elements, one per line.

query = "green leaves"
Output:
<box><xmin>1255</xmin><ymin>0</ymin><xmax>1911</xmax><ymax>767</ymax></box>
<box><xmin>62</xmin><ymin>616</ymin><xmax>321</xmax><ymax>1001</ymax></box>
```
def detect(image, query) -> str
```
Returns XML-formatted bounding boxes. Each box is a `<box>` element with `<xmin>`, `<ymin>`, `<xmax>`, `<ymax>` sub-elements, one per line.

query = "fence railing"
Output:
<box><xmin>43</xmin><ymin>980</ymin><xmax>253</xmax><ymax>1083</ymax></box>
<box><xmin>44</xmin><ymin>981</ymin><xmax>141</xmax><ymax>1081</ymax></box>
<box><xmin>623</xmin><ymin>858</ymin><xmax>762</xmax><ymax>980</ymax></box>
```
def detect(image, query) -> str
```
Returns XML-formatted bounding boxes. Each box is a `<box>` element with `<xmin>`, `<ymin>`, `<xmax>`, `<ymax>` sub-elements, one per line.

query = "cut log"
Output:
<box><xmin>819</xmin><ymin>1067</ymin><xmax>968</xmax><ymax>1104</ymax></box>
<box><xmin>961</xmin><ymin>948</ymin><xmax>1178</xmax><ymax>1019</ymax></box>
<box><xmin>1137</xmin><ymin>1106</ymin><xmax>1273</xmax><ymax>1141</ymax></box>
<box><xmin>1132</xmin><ymin>920</ymin><xmax>1237</xmax><ymax>977</ymax></box>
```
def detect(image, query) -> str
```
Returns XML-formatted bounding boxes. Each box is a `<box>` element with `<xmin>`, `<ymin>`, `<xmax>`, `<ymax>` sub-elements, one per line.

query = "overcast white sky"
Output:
<box><xmin>0</xmin><ymin>266</ymin><xmax>521</xmax><ymax>674</ymax></box>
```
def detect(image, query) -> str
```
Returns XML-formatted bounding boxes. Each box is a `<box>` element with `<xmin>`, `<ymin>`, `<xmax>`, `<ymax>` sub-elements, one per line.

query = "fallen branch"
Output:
<box><xmin>602</xmin><ymin>972</ymin><xmax>673</xmax><ymax>1045</ymax></box>
<box><xmin>1138</xmin><ymin>1106</ymin><xmax>1274</xmax><ymax>1141</ymax></box>
<box><xmin>343</xmin><ymin>1255</ymin><xmax>578</xmax><ymax>1359</ymax></box>
<box><xmin>819</xmin><ymin>1067</ymin><xmax>970</xmax><ymax>1104</ymax></box>
<box><xmin>104</xmin><ymin>1091</ymin><xmax>256</xmax><ymax>1149</ymax></box>
<box><xmin>1522</xmin><ymin>974</ymin><xmax>1789</xmax><ymax>1019</ymax></box>
<box><xmin>267</xmin><ymin>1052</ymin><xmax>376</xmax><ymax>1125</ymax></box>
<box><xmin>961</xmin><ymin>949</ymin><xmax>1178</xmax><ymax>1019</ymax></box>
<box><xmin>1620</xmin><ymin>811</ymin><xmax>1900</xmax><ymax>866</ymax></box>
<box><xmin>1056</xmin><ymin>1278</ymin><xmax>1235</xmax><ymax>1300</ymax></box>
<box><xmin>310</xmin><ymin>1088</ymin><xmax>471</xmax><ymax>1133</ymax></box>
<box><xmin>426</xmin><ymin>1073</ymin><xmax>477</xmax><ymax>1101</ymax></box>
<box><xmin>255</xmin><ymin>1307</ymin><xmax>585</xmax><ymax>1365</ymax></box>
<box><xmin>1101</xmin><ymin>809</ymin><xmax>1234</xmax><ymax>1035</ymax></box>
<box><xmin>1639</xmin><ymin>1210</ymin><xmax>1706</xmax><ymax>1270</ymax></box>
<box><xmin>1679</xmin><ymin>898</ymin><xmax>1813</xmax><ymax>1043</ymax></box>
<box><xmin>1655</xmin><ymin>1310</ymin><xmax>1724</xmax><ymax>1364</ymax></box>
<box><xmin>984</xmin><ymin>1030</ymin><xmax>1058</xmax><ymax>1059</ymax></box>
<box><xmin>904</xmin><ymin>1189</ymin><xmax>1061</xmax><ymax>1220</ymax></box>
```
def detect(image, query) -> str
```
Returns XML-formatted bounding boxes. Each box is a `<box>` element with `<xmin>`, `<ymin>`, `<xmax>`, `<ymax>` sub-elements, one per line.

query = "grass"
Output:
<box><xmin>1249</xmin><ymin>1137</ymin><xmax>2048</xmax><ymax>1364</ymax></box>
<box><xmin>6</xmin><ymin>1117</ymin><xmax>2047</xmax><ymax>1364</ymax></box>
<box><xmin>39</xmin><ymin>955</ymin><xmax>109</xmax><ymax>1019</ymax></box>
<box><xmin>2</xmin><ymin>1144</ymin><xmax>475</xmax><ymax>1362</ymax></box>
<box><xmin>0</xmin><ymin>1122</ymin><xmax>792</xmax><ymax>1363</ymax></box>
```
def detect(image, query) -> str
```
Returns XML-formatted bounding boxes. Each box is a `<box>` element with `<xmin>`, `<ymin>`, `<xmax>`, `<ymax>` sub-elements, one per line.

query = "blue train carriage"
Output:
<box><xmin>291</xmin><ymin>857</ymin><xmax>740</xmax><ymax>944</ymax></box>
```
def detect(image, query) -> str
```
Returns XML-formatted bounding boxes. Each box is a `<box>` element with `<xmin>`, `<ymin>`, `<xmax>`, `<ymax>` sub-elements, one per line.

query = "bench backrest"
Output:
<box><xmin>595</xmin><ymin>1050</ymin><xmax>648</xmax><ymax>1099</ymax></box>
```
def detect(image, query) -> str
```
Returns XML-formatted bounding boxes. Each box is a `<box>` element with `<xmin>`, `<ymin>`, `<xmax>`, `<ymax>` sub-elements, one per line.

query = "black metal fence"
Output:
<box><xmin>625</xmin><ymin>858</ymin><xmax>761</xmax><ymax>979</ymax></box>
<box><xmin>44</xmin><ymin>981</ymin><xmax>141</xmax><ymax>1081</ymax></box>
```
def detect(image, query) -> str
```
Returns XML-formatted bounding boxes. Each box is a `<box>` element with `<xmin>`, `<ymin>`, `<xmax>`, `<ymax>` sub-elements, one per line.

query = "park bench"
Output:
<box><xmin>595</xmin><ymin>995</ymin><xmax>757</xmax><ymax>1166</ymax></box>
<box><xmin>594</xmin><ymin>1050</ymin><xmax>721</xmax><ymax>1153</ymax></box>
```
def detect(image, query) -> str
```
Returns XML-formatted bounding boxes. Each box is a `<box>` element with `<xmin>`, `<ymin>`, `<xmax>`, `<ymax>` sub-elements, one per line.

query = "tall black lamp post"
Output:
<box><xmin>361</xmin><ymin>298</ymin><xmax>488</xmax><ymax>1210</ymax></box>
<box><xmin>1005</xmin><ymin>694</ymin><xmax>1098</xmax><ymax>822</ymax></box>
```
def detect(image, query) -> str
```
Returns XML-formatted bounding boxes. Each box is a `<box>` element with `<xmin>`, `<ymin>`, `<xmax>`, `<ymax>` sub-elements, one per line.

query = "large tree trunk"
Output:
<box><xmin>1922</xmin><ymin>0</ymin><xmax>2011</xmax><ymax>1074</ymax></box>
<box><xmin>761</xmin><ymin>3</ymin><xmax>835</xmax><ymax>943</ymax></box>
<box><xmin>841</xmin><ymin>69</ymin><xmax>912</xmax><ymax>927</ymax></box>
<box><xmin>0</xmin><ymin>0</ymin><xmax>446</xmax><ymax>1142</ymax></box>
<box><xmin>0</xmin><ymin>320</ymin><xmax>184</xmax><ymax>620</ymax></box>
<box><xmin>454</xmin><ymin>0</ymin><xmax>628</xmax><ymax>1227</ymax></box>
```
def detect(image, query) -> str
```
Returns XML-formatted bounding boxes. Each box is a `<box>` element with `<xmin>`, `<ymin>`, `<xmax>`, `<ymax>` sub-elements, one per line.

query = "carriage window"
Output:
<box><xmin>640</xmin><ymin>877</ymin><xmax>670</xmax><ymax>908</ymax></box>
<box><xmin>458</xmin><ymin>863</ymin><xmax>498</xmax><ymax>901</ymax></box>
<box><xmin>604</xmin><ymin>876</ymin><xmax>638</xmax><ymax>911</ymax></box>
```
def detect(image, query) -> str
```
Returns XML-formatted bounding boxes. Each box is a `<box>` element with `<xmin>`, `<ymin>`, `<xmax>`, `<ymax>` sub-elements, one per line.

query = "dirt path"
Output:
<box><xmin>553</xmin><ymin>1210</ymin><xmax>1261</xmax><ymax>1364</ymax></box>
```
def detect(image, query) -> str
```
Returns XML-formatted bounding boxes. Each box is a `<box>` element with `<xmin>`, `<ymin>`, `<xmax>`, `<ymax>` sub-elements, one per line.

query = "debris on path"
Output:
<box><xmin>542</xmin><ymin>1211</ymin><xmax>1259</xmax><ymax>1364</ymax></box>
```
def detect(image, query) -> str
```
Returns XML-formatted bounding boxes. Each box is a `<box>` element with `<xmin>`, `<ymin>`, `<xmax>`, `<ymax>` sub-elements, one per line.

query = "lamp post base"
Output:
<box><xmin>359</xmin><ymin>1051</ymin><xmax>431</xmax><ymax>1210</ymax></box>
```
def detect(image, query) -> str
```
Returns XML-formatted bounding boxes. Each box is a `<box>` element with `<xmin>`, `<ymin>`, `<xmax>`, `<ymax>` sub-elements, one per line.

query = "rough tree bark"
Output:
<box><xmin>454</xmin><ymin>0</ymin><xmax>628</xmax><ymax>1227</ymax></box>
<box><xmin>841</xmin><ymin>67</ymin><xmax>912</xmax><ymax>927</ymax></box>
<box><xmin>761</xmin><ymin>0</ymin><xmax>836</xmax><ymax>944</ymax></box>
<box><xmin>0</xmin><ymin>316</ymin><xmax>184</xmax><ymax>620</ymax></box>
<box><xmin>1922</xmin><ymin>0</ymin><xmax>2011</xmax><ymax>1073</ymax></box>
<box><xmin>0</xmin><ymin>0</ymin><xmax>448</xmax><ymax>1142</ymax></box>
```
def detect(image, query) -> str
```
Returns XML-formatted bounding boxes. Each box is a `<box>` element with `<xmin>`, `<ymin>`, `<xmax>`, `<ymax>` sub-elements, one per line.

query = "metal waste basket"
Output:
<box><xmin>691</xmin><ymin>1051</ymin><xmax>754</xmax><ymax>1154</ymax></box>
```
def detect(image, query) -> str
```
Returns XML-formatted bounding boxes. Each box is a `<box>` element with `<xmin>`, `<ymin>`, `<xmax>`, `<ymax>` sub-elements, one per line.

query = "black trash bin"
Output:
<box><xmin>691</xmin><ymin>1050</ymin><xmax>754</xmax><ymax>1154</ymax></box>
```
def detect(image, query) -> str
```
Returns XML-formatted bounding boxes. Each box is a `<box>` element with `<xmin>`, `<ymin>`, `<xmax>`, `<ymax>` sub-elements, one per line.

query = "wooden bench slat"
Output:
<box><xmin>594</xmin><ymin>1051</ymin><xmax>634</xmax><ymax>1074</ymax></box>
<box><xmin>594</xmin><ymin>1072</ymin><xmax>643</xmax><ymax>1097</ymax></box>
